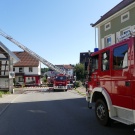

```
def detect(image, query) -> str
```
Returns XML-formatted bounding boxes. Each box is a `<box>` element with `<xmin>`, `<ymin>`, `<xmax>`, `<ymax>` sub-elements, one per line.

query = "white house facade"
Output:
<box><xmin>92</xmin><ymin>0</ymin><xmax>135</xmax><ymax>50</ymax></box>
<box><xmin>13</xmin><ymin>51</ymin><xmax>41</xmax><ymax>86</ymax></box>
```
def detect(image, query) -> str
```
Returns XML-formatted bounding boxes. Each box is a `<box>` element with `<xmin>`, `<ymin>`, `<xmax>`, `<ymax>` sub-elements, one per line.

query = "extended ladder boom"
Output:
<box><xmin>0</xmin><ymin>29</ymin><xmax>65</xmax><ymax>74</ymax></box>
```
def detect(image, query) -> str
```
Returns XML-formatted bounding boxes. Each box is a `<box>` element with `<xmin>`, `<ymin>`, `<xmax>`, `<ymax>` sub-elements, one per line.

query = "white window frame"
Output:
<box><xmin>104</xmin><ymin>22</ymin><xmax>111</xmax><ymax>31</ymax></box>
<box><xmin>102</xmin><ymin>34</ymin><xmax>115</xmax><ymax>49</ymax></box>
<box><xmin>131</xmin><ymin>25</ymin><xmax>135</xmax><ymax>32</ymax></box>
<box><xmin>120</xmin><ymin>27</ymin><xmax>131</xmax><ymax>36</ymax></box>
<box><xmin>116</xmin><ymin>26</ymin><xmax>131</xmax><ymax>43</ymax></box>
<box><xmin>121</xmin><ymin>12</ymin><xmax>129</xmax><ymax>23</ymax></box>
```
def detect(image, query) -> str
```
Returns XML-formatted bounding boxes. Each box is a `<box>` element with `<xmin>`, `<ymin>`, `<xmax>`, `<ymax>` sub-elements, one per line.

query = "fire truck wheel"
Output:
<box><xmin>95</xmin><ymin>99</ymin><xmax>110</xmax><ymax>126</ymax></box>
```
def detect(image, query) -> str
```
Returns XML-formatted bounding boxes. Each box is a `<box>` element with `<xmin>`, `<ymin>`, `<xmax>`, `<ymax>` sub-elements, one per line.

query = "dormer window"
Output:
<box><xmin>121</xmin><ymin>12</ymin><xmax>129</xmax><ymax>23</ymax></box>
<box><xmin>105</xmin><ymin>22</ymin><xmax>111</xmax><ymax>31</ymax></box>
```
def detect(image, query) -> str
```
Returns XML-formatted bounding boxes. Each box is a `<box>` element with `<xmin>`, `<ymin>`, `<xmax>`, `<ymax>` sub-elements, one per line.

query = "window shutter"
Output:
<box><xmin>131</xmin><ymin>25</ymin><xmax>135</xmax><ymax>32</ymax></box>
<box><xmin>101</xmin><ymin>38</ymin><xmax>105</xmax><ymax>49</ymax></box>
<box><xmin>116</xmin><ymin>31</ymin><xmax>120</xmax><ymax>43</ymax></box>
<box><xmin>111</xmin><ymin>34</ymin><xmax>115</xmax><ymax>45</ymax></box>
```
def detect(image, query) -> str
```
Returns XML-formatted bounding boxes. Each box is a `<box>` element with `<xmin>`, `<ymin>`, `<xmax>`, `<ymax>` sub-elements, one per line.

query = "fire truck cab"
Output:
<box><xmin>86</xmin><ymin>32</ymin><xmax>135</xmax><ymax>126</ymax></box>
<box><xmin>53</xmin><ymin>74</ymin><xmax>68</xmax><ymax>91</ymax></box>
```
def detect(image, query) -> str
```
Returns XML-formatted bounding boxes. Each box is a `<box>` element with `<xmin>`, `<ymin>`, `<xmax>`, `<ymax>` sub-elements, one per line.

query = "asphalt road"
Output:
<box><xmin>0</xmin><ymin>90</ymin><xmax>134</xmax><ymax>135</ymax></box>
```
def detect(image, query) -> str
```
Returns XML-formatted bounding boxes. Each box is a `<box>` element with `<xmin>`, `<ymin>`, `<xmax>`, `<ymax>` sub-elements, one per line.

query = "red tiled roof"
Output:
<box><xmin>63</xmin><ymin>65</ymin><xmax>74</xmax><ymax>69</ymax></box>
<box><xmin>93</xmin><ymin>0</ymin><xmax>135</xmax><ymax>27</ymax></box>
<box><xmin>55</xmin><ymin>64</ymin><xmax>74</xmax><ymax>69</ymax></box>
<box><xmin>13</xmin><ymin>51</ymin><xmax>39</xmax><ymax>67</ymax></box>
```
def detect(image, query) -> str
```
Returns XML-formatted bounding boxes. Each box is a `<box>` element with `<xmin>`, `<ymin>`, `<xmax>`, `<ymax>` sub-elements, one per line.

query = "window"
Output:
<box><xmin>105</xmin><ymin>36</ymin><xmax>111</xmax><ymax>47</ymax></box>
<box><xmin>19</xmin><ymin>67</ymin><xmax>23</xmax><ymax>72</ymax></box>
<box><xmin>102</xmin><ymin>34</ymin><xmax>115</xmax><ymax>49</ymax></box>
<box><xmin>117</xmin><ymin>27</ymin><xmax>131</xmax><ymax>42</ymax></box>
<box><xmin>123</xmin><ymin>29</ymin><xmax>130</xmax><ymax>35</ymax></box>
<box><xmin>120</xmin><ymin>27</ymin><xmax>130</xmax><ymax>36</ymax></box>
<box><xmin>121</xmin><ymin>12</ymin><xmax>129</xmax><ymax>23</ymax></box>
<box><xmin>18</xmin><ymin>77</ymin><xmax>23</xmax><ymax>82</ymax></box>
<box><xmin>105</xmin><ymin>22</ymin><xmax>111</xmax><ymax>31</ymax></box>
<box><xmin>113</xmin><ymin>44</ymin><xmax>128</xmax><ymax>69</ymax></box>
<box><xmin>102</xmin><ymin>51</ymin><xmax>110</xmax><ymax>71</ymax></box>
<box><xmin>29</xmin><ymin>67</ymin><xmax>33</xmax><ymax>72</ymax></box>
<box><xmin>13</xmin><ymin>67</ymin><xmax>15</xmax><ymax>71</ymax></box>
<box><xmin>91</xmin><ymin>55</ymin><xmax>99</xmax><ymax>72</ymax></box>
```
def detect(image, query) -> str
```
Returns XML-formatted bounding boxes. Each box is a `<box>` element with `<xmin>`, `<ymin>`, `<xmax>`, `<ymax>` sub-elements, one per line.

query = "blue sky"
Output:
<box><xmin>0</xmin><ymin>0</ymin><xmax>122</xmax><ymax>67</ymax></box>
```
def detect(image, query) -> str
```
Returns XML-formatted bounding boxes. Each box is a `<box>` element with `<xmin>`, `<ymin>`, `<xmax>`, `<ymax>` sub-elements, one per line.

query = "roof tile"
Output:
<box><xmin>13</xmin><ymin>51</ymin><xmax>39</xmax><ymax>67</ymax></box>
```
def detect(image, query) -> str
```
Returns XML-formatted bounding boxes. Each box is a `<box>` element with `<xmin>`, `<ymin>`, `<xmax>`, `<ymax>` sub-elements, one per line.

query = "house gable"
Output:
<box><xmin>93</xmin><ymin>0</ymin><xmax>135</xmax><ymax>49</ymax></box>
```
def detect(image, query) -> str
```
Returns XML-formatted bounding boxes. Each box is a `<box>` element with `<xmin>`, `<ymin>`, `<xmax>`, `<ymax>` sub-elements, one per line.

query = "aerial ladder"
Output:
<box><xmin>0</xmin><ymin>29</ymin><xmax>66</xmax><ymax>75</ymax></box>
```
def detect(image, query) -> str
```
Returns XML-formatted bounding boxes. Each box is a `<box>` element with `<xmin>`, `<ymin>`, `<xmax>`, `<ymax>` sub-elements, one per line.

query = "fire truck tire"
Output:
<box><xmin>95</xmin><ymin>99</ymin><xmax>110</xmax><ymax>126</ymax></box>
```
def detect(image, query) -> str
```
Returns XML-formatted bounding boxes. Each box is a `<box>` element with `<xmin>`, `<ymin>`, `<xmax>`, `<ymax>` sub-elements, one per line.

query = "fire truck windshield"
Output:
<box><xmin>113</xmin><ymin>44</ymin><xmax>128</xmax><ymax>69</ymax></box>
<box><xmin>55</xmin><ymin>76</ymin><xmax>67</xmax><ymax>81</ymax></box>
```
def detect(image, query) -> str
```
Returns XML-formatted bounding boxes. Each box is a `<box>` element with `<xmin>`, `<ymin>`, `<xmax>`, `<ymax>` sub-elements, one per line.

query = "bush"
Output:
<box><xmin>0</xmin><ymin>91</ymin><xmax>10</xmax><ymax>98</ymax></box>
<box><xmin>42</xmin><ymin>77</ymin><xmax>47</xmax><ymax>84</ymax></box>
<box><xmin>0</xmin><ymin>92</ymin><xmax>2</xmax><ymax>98</ymax></box>
<box><xmin>74</xmin><ymin>81</ymin><xmax>81</xmax><ymax>88</ymax></box>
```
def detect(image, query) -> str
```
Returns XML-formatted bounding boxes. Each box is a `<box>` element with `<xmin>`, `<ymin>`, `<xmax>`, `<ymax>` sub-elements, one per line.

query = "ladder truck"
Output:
<box><xmin>0</xmin><ymin>29</ymin><xmax>66</xmax><ymax>75</ymax></box>
<box><xmin>53</xmin><ymin>74</ymin><xmax>68</xmax><ymax>92</ymax></box>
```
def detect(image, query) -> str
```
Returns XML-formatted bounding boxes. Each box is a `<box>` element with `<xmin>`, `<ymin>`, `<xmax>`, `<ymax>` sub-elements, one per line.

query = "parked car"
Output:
<box><xmin>14</xmin><ymin>82</ymin><xmax>21</xmax><ymax>88</ymax></box>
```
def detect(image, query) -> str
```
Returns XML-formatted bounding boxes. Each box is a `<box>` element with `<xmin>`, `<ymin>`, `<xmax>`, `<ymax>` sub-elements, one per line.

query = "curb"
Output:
<box><xmin>73</xmin><ymin>88</ymin><xmax>86</xmax><ymax>96</ymax></box>
<box><xmin>75</xmin><ymin>90</ymin><xmax>86</xmax><ymax>96</ymax></box>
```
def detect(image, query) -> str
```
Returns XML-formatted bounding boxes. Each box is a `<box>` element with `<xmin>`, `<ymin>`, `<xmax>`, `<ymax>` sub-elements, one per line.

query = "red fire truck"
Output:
<box><xmin>86</xmin><ymin>31</ymin><xmax>135</xmax><ymax>126</ymax></box>
<box><xmin>53</xmin><ymin>74</ymin><xmax>68</xmax><ymax>91</ymax></box>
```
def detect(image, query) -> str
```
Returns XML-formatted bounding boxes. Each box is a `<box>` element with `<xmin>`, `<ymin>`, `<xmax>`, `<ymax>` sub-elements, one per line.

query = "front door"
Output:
<box><xmin>100</xmin><ymin>50</ymin><xmax>111</xmax><ymax>95</ymax></box>
<box><xmin>111</xmin><ymin>41</ymin><xmax>132</xmax><ymax>109</ymax></box>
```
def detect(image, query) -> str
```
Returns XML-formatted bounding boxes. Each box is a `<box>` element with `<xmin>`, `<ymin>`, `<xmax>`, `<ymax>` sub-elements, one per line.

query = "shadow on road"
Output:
<box><xmin>0</xmin><ymin>93</ymin><xmax>134</xmax><ymax>135</ymax></box>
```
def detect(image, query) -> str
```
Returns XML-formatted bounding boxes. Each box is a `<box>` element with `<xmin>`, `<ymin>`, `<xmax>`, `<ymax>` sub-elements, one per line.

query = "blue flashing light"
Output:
<box><xmin>94</xmin><ymin>48</ymin><xmax>99</xmax><ymax>52</ymax></box>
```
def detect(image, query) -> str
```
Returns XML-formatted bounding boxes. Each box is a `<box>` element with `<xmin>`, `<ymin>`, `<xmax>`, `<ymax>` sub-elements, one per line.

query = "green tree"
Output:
<box><xmin>42</xmin><ymin>76</ymin><xmax>47</xmax><ymax>84</ymax></box>
<box><xmin>41</xmin><ymin>68</ymin><xmax>49</xmax><ymax>73</ymax></box>
<box><xmin>74</xmin><ymin>63</ymin><xmax>85</xmax><ymax>81</ymax></box>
